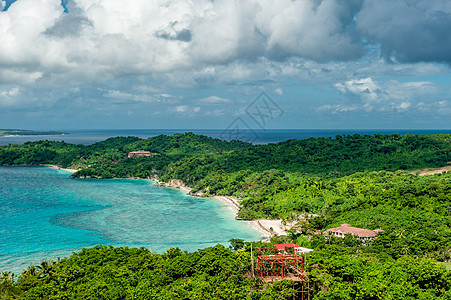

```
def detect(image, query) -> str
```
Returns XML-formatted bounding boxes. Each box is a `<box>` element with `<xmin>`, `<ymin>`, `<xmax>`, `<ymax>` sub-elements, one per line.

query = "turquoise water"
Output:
<box><xmin>0</xmin><ymin>166</ymin><xmax>263</xmax><ymax>274</ymax></box>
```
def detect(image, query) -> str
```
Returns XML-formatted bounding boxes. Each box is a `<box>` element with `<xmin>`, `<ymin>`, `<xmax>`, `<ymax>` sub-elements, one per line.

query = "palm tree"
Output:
<box><xmin>396</xmin><ymin>228</ymin><xmax>406</xmax><ymax>239</ymax></box>
<box><xmin>0</xmin><ymin>271</ymin><xmax>18</xmax><ymax>299</ymax></box>
<box><xmin>0</xmin><ymin>271</ymin><xmax>15</xmax><ymax>284</ymax></box>
<box><xmin>37</xmin><ymin>259</ymin><xmax>56</xmax><ymax>278</ymax></box>
<box><xmin>21</xmin><ymin>263</ymin><xmax>38</xmax><ymax>279</ymax></box>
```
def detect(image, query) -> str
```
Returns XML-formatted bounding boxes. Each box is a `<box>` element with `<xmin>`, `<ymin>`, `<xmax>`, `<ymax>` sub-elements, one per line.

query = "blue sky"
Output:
<box><xmin>0</xmin><ymin>0</ymin><xmax>450</xmax><ymax>130</ymax></box>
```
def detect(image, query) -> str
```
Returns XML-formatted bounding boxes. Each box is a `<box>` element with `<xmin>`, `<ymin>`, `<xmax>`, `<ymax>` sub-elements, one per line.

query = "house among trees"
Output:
<box><xmin>325</xmin><ymin>223</ymin><xmax>383</xmax><ymax>242</ymax></box>
<box><xmin>128</xmin><ymin>150</ymin><xmax>153</xmax><ymax>158</ymax></box>
<box><xmin>274</xmin><ymin>243</ymin><xmax>313</xmax><ymax>255</ymax></box>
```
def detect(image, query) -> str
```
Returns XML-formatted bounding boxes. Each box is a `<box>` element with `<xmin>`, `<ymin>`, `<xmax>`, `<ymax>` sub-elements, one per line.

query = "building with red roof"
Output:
<box><xmin>128</xmin><ymin>150</ymin><xmax>153</xmax><ymax>158</ymax></box>
<box><xmin>325</xmin><ymin>223</ymin><xmax>383</xmax><ymax>242</ymax></box>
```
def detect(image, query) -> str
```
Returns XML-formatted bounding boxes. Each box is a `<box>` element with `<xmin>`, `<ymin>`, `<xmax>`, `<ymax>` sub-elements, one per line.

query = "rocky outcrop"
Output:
<box><xmin>154</xmin><ymin>179</ymin><xmax>191</xmax><ymax>191</ymax></box>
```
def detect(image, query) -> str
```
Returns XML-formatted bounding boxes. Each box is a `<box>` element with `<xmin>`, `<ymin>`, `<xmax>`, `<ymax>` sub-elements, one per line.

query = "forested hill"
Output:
<box><xmin>0</xmin><ymin>132</ymin><xmax>251</xmax><ymax>177</ymax></box>
<box><xmin>0</xmin><ymin>133</ymin><xmax>449</xmax><ymax>180</ymax></box>
<box><xmin>161</xmin><ymin>133</ymin><xmax>450</xmax><ymax>183</ymax></box>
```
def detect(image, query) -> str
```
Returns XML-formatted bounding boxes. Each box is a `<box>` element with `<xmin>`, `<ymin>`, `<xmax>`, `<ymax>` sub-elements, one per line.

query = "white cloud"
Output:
<box><xmin>170</xmin><ymin>104</ymin><xmax>201</xmax><ymax>116</ymax></box>
<box><xmin>175</xmin><ymin>105</ymin><xmax>188</xmax><ymax>113</ymax></box>
<box><xmin>0</xmin><ymin>87</ymin><xmax>23</xmax><ymax>107</ymax></box>
<box><xmin>317</xmin><ymin>104</ymin><xmax>360</xmax><ymax>114</ymax></box>
<box><xmin>102</xmin><ymin>88</ymin><xmax>175</xmax><ymax>104</ymax></box>
<box><xmin>0</xmin><ymin>0</ymin><xmax>449</xmax><ymax>95</ymax></box>
<box><xmin>398</xmin><ymin>102</ymin><xmax>411</xmax><ymax>110</ymax></box>
<box><xmin>0</xmin><ymin>87</ymin><xmax>20</xmax><ymax>97</ymax></box>
<box><xmin>274</xmin><ymin>88</ymin><xmax>283</xmax><ymax>96</ymax></box>
<box><xmin>198</xmin><ymin>96</ymin><xmax>230</xmax><ymax>104</ymax></box>
<box><xmin>0</xmin><ymin>0</ymin><xmax>365</xmax><ymax>88</ymax></box>
<box><xmin>330</xmin><ymin>78</ymin><xmax>443</xmax><ymax>113</ymax></box>
<box><xmin>416</xmin><ymin>100</ymin><xmax>451</xmax><ymax>114</ymax></box>
<box><xmin>257</xmin><ymin>0</ymin><xmax>363</xmax><ymax>61</ymax></box>
<box><xmin>0</xmin><ymin>0</ymin><xmax>450</xmax><ymax>131</ymax></box>
<box><xmin>334</xmin><ymin>78</ymin><xmax>380</xmax><ymax>102</ymax></box>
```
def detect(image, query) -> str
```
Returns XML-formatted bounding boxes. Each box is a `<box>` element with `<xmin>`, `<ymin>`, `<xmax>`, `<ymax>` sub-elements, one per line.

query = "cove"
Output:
<box><xmin>0</xmin><ymin>166</ymin><xmax>263</xmax><ymax>274</ymax></box>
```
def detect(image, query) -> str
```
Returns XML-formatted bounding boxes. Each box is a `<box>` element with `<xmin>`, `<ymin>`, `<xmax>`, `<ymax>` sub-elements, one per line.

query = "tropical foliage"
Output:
<box><xmin>2</xmin><ymin>242</ymin><xmax>451</xmax><ymax>299</ymax></box>
<box><xmin>1</xmin><ymin>133</ymin><xmax>451</xmax><ymax>299</ymax></box>
<box><xmin>0</xmin><ymin>245</ymin><xmax>299</xmax><ymax>299</ymax></box>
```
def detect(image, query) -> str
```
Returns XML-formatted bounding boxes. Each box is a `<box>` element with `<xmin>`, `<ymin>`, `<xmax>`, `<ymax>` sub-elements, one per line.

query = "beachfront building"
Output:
<box><xmin>128</xmin><ymin>150</ymin><xmax>153</xmax><ymax>158</ymax></box>
<box><xmin>275</xmin><ymin>243</ymin><xmax>313</xmax><ymax>255</ymax></box>
<box><xmin>325</xmin><ymin>223</ymin><xmax>383</xmax><ymax>242</ymax></box>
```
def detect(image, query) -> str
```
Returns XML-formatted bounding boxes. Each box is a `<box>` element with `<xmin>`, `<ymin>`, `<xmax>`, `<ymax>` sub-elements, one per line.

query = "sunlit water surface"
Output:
<box><xmin>0</xmin><ymin>166</ymin><xmax>263</xmax><ymax>274</ymax></box>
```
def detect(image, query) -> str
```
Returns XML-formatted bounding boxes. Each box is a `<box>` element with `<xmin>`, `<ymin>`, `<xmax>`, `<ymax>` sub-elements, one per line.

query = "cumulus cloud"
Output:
<box><xmin>1</xmin><ymin>0</ymin><xmax>450</xmax><ymax>91</ymax></box>
<box><xmin>330</xmin><ymin>77</ymin><xmax>441</xmax><ymax>113</ymax></box>
<box><xmin>44</xmin><ymin>1</ymin><xmax>91</xmax><ymax>37</ymax></box>
<box><xmin>0</xmin><ymin>87</ymin><xmax>20</xmax><ymax>97</ymax></box>
<box><xmin>357</xmin><ymin>0</ymin><xmax>451</xmax><ymax>63</ymax></box>
<box><xmin>170</xmin><ymin>105</ymin><xmax>201</xmax><ymax>116</ymax></box>
<box><xmin>257</xmin><ymin>0</ymin><xmax>364</xmax><ymax>61</ymax></box>
<box><xmin>0</xmin><ymin>87</ymin><xmax>21</xmax><ymax>108</ymax></box>
<box><xmin>0</xmin><ymin>0</ymin><xmax>365</xmax><ymax>85</ymax></box>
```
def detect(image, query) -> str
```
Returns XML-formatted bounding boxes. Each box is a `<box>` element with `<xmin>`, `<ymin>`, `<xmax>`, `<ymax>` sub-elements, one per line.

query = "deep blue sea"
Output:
<box><xmin>0</xmin><ymin>166</ymin><xmax>263</xmax><ymax>274</ymax></box>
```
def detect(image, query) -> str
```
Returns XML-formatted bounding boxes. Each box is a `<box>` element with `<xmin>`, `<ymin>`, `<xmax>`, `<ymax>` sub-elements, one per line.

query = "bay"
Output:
<box><xmin>0</xmin><ymin>166</ymin><xmax>263</xmax><ymax>274</ymax></box>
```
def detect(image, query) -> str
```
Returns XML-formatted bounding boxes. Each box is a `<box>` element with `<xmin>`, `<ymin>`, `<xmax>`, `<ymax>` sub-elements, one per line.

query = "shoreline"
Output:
<box><xmin>41</xmin><ymin>164</ymin><xmax>80</xmax><ymax>174</ymax></box>
<box><xmin>154</xmin><ymin>180</ymin><xmax>288</xmax><ymax>240</ymax></box>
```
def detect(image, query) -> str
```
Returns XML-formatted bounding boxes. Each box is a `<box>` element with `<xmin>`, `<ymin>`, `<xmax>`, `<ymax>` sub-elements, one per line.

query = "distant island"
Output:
<box><xmin>0</xmin><ymin>129</ymin><xmax>66</xmax><ymax>137</ymax></box>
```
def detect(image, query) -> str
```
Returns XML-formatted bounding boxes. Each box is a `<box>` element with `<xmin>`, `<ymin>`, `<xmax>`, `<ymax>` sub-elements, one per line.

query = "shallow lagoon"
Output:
<box><xmin>0</xmin><ymin>166</ymin><xmax>263</xmax><ymax>274</ymax></box>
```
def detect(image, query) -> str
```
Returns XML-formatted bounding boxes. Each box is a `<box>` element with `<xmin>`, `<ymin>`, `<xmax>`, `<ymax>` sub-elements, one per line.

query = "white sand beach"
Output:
<box><xmin>42</xmin><ymin>164</ymin><xmax>80</xmax><ymax>174</ymax></box>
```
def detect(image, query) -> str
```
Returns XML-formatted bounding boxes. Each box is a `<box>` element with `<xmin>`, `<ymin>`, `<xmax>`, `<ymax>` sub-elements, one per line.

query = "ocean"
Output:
<box><xmin>1</xmin><ymin>129</ymin><xmax>450</xmax><ymax>145</ymax></box>
<box><xmin>0</xmin><ymin>166</ymin><xmax>263</xmax><ymax>275</ymax></box>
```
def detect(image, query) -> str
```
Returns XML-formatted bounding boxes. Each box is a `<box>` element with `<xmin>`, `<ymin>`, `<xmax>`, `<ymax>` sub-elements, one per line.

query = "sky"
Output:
<box><xmin>0</xmin><ymin>0</ymin><xmax>450</xmax><ymax>130</ymax></box>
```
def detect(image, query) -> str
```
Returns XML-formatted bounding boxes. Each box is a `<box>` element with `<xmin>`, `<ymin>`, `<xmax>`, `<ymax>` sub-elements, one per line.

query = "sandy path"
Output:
<box><xmin>406</xmin><ymin>166</ymin><xmax>451</xmax><ymax>176</ymax></box>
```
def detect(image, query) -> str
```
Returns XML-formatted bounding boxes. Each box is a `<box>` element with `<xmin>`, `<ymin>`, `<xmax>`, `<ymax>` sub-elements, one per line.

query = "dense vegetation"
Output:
<box><xmin>0</xmin><ymin>133</ymin><xmax>251</xmax><ymax>177</ymax></box>
<box><xmin>160</xmin><ymin>133</ymin><xmax>450</xmax><ymax>182</ymax></box>
<box><xmin>1</xmin><ymin>241</ymin><xmax>450</xmax><ymax>299</ymax></box>
<box><xmin>1</xmin><ymin>133</ymin><xmax>449</xmax><ymax>180</ymax></box>
<box><xmin>1</xmin><ymin>133</ymin><xmax>450</xmax><ymax>299</ymax></box>
<box><xmin>0</xmin><ymin>244</ymin><xmax>300</xmax><ymax>299</ymax></box>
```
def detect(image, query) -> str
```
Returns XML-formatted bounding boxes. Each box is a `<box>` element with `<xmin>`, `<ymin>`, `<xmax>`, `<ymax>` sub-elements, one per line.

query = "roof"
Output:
<box><xmin>298</xmin><ymin>247</ymin><xmax>314</xmax><ymax>253</ymax></box>
<box><xmin>326</xmin><ymin>224</ymin><xmax>378</xmax><ymax>238</ymax></box>
<box><xmin>129</xmin><ymin>150</ymin><xmax>151</xmax><ymax>153</ymax></box>
<box><xmin>274</xmin><ymin>243</ymin><xmax>300</xmax><ymax>250</ymax></box>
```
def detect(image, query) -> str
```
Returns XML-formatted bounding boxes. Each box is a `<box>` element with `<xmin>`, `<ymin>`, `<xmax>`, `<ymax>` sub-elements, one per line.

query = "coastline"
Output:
<box><xmin>41</xmin><ymin>164</ymin><xmax>80</xmax><ymax>174</ymax></box>
<box><xmin>154</xmin><ymin>180</ymin><xmax>288</xmax><ymax>240</ymax></box>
